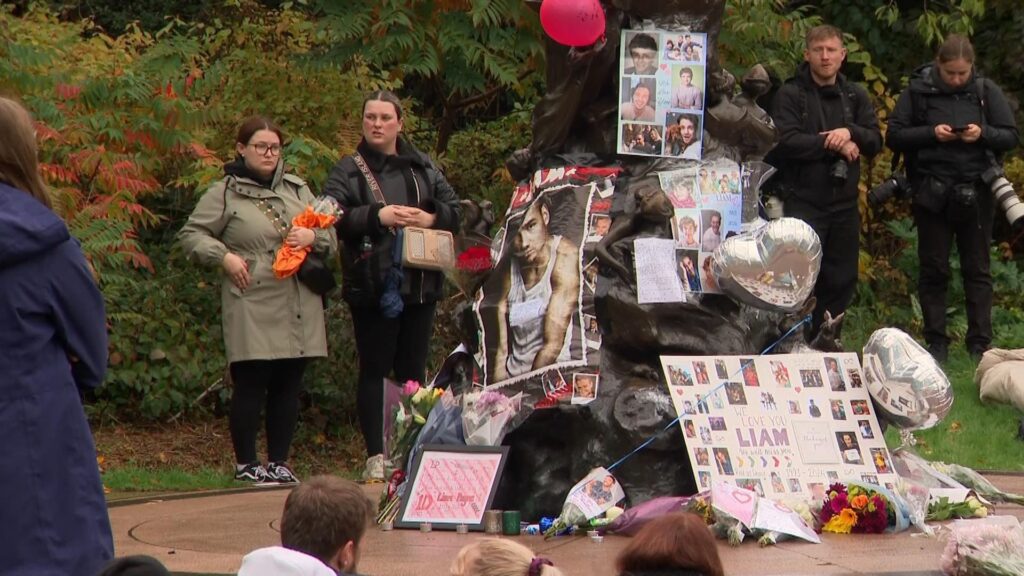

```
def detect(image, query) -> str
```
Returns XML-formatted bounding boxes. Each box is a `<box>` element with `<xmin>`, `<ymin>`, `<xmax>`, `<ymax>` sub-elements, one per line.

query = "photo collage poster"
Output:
<box><xmin>659</xmin><ymin>160</ymin><xmax>742</xmax><ymax>294</ymax></box>
<box><xmin>475</xmin><ymin>166</ymin><xmax>620</xmax><ymax>408</ymax></box>
<box><xmin>660</xmin><ymin>353</ymin><xmax>899</xmax><ymax>503</ymax></box>
<box><xmin>618</xmin><ymin>29</ymin><xmax>707</xmax><ymax>159</ymax></box>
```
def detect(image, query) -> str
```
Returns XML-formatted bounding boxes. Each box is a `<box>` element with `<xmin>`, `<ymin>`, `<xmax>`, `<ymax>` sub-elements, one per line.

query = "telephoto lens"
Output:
<box><xmin>982</xmin><ymin>166</ymin><xmax>1024</xmax><ymax>230</ymax></box>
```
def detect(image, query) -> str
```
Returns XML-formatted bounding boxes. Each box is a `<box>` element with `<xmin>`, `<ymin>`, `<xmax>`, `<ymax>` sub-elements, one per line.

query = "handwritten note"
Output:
<box><xmin>634</xmin><ymin>237</ymin><xmax>684</xmax><ymax>304</ymax></box>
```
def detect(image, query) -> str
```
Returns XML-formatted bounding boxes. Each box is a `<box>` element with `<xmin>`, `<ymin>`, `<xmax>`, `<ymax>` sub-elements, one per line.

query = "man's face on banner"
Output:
<box><xmin>513</xmin><ymin>201</ymin><xmax>550</xmax><ymax>263</ymax></box>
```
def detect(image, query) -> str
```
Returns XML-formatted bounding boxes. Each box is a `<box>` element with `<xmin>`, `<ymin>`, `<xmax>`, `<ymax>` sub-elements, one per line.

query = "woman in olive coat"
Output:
<box><xmin>179</xmin><ymin>116</ymin><xmax>336</xmax><ymax>484</ymax></box>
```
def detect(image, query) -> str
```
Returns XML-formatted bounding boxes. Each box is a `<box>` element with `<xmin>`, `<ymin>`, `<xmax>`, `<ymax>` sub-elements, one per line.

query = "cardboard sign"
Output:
<box><xmin>662</xmin><ymin>353</ymin><xmax>899</xmax><ymax>503</ymax></box>
<box><xmin>396</xmin><ymin>445</ymin><xmax>509</xmax><ymax>530</ymax></box>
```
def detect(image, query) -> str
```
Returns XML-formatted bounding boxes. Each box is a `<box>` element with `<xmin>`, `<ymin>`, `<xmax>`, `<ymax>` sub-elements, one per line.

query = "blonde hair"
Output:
<box><xmin>451</xmin><ymin>539</ymin><xmax>564</xmax><ymax>576</ymax></box>
<box><xmin>0</xmin><ymin>96</ymin><xmax>51</xmax><ymax>208</ymax></box>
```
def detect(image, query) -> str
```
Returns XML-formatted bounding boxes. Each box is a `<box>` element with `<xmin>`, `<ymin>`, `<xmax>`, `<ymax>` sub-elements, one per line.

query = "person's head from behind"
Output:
<box><xmin>97</xmin><ymin>555</ymin><xmax>171</xmax><ymax>576</ymax></box>
<box><xmin>616</xmin><ymin>512</ymin><xmax>724</xmax><ymax>576</ymax></box>
<box><xmin>361</xmin><ymin>89</ymin><xmax>405</xmax><ymax>155</ymax></box>
<box><xmin>0</xmin><ymin>96</ymin><xmax>51</xmax><ymax>209</ymax></box>
<box><xmin>280</xmin><ymin>475</ymin><xmax>374</xmax><ymax>574</ymax></box>
<box><xmin>935</xmin><ymin>34</ymin><xmax>975</xmax><ymax>89</ymax></box>
<box><xmin>235</xmin><ymin>116</ymin><xmax>284</xmax><ymax>181</ymax></box>
<box><xmin>803</xmin><ymin>25</ymin><xmax>846</xmax><ymax>85</ymax></box>
<box><xmin>513</xmin><ymin>196</ymin><xmax>552</xmax><ymax>263</ymax></box>
<box><xmin>628</xmin><ymin>33</ymin><xmax>658</xmax><ymax>74</ymax></box>
<box><xmin>451</xmin><ymin>539</ymin><xmax>563</xmax><ymax>576</ymax></box>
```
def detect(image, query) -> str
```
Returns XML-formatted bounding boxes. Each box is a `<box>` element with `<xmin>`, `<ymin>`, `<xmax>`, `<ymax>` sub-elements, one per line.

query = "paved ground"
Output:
<box><xmin>109</xmin><ymin>474</ymin><xmax>1024</xmax><ymax>576</ymax></box>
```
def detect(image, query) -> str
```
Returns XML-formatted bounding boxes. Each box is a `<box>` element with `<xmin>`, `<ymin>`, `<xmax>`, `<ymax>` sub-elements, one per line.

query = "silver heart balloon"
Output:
<box><xmin>862</xmin><ymin>328</ymin><xmax>953</xmax><ymax>431</ymax></box>
<box><xmin>710</xmin><ymin>217</ymin><xmax>821</xmax><ymax>312</ymax></box>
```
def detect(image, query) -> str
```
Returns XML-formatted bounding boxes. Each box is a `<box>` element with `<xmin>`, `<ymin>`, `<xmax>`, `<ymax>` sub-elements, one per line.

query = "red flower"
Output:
<box><xmin>456</xmin><ymin>246</ymin><xmax>492</xmax><ymax>272</ymax></box>
<box><xmin>854</xmin><ymin>495</ymin><xmax>889</xmax><ymax>534</ymax></box>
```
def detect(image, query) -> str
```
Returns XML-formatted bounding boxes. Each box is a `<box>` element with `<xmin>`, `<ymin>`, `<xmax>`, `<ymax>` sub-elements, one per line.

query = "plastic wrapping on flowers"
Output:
<box><xmin>386</xmin><ymin>380</ymin><xmax>444</xmax><ymax>471</ymax></box>
<box><xmin>940</xmin><ymin>523</ymin><xmax>1024</xmax><ymax>576</ymax></box>
<box><xmin>816</xmin><ymin>481</ymin><xmax>910</xmax><ymax>534</ymax></box>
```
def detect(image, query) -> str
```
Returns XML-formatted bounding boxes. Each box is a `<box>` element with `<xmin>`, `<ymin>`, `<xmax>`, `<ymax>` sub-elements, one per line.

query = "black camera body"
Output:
<box><xmin>867</xmin><ymin>172</ymin><xmax>911</xmax><ymax>206</ymax></box>
<box><xmin>950</xmin><ymin>182</ymin><xmax>978</xmax><ymax>208</ymax></box>
<box><xmin>829</xmin><ymin>158</ymin><xmax>849</xmax><ymax>184</ymax></box>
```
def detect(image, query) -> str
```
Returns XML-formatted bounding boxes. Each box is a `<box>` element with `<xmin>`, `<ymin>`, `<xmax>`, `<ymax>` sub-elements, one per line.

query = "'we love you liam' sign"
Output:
<box><xmin>661</xmin><ymin>353</ymin><xmax>898</xmax><ymax>503</ymax></box>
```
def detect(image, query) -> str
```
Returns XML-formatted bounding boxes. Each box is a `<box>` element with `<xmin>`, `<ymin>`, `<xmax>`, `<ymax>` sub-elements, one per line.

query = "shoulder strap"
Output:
<box><xmin>250</xmin><ymin>195</ymin><xmax>290</xmax><ymax>240</ymax></box>
<box><xmin>352</xmin><ymin>153</ymin><xmax>386</xmax><ymax>205</ymax></box>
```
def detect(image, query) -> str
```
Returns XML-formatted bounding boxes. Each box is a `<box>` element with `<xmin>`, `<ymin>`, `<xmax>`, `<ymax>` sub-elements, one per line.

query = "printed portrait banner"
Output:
<box><xmin>661</xmin><ymin>353</ymin><xmax>899</xmax><ymax>504</ymax></box>
<box><xmin>475</xmin><ymin>167</ymin><xmax>618</xmax><ymax>399</ymax></box>
<box><xmin>656</xmin><ymin>160</ymin><xmax>742</xmax><ymax>295</ymax></box>
<box><xmin>397</xmin><ymin>445</ymin><xmax>509</xmax><ymax>530</ymax></box>
<box><xmin>618</xmin><ymin>29</ymin><xmax>708</xmax><ymax>159</ymax></box>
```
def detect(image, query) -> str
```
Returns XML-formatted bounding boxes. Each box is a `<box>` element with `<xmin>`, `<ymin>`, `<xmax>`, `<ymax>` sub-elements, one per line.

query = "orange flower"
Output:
<box><xmin>851</xmin><ymin>494</ymin><xmax>869</xmax><ymax>510</ymax></box>
<box><xmin>823</xmin><ymin>508</ymin><xmax>858</xmax><ymax>534</ymax></box>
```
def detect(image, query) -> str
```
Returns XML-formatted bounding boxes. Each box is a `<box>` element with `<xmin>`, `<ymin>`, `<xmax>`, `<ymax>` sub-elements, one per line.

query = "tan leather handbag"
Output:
<box><xmin>352</xmin><ymin>153</ymin><xmax>454</xmax><ymax>270</ymax></box>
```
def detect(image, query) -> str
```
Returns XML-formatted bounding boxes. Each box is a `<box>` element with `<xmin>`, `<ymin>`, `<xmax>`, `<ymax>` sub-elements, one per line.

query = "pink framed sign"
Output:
<box><xmin>396</xmin><ymin>445</ymin><xmax>509</xmax><ymax>530</ymax></box>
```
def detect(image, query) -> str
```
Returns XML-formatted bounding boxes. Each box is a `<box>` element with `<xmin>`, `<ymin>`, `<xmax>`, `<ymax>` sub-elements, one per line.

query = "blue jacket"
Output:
<box><xmin>0</xmin><ymin>182</ymin><xmax>113</xmax><ymax>575</ymax></box>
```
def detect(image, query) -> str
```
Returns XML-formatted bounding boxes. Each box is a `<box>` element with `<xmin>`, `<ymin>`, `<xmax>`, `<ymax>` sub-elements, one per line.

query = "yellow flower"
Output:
<box><xmin>823</xmin><ymin>508</ymin><xmax>858</xmax><ymax>534</ymax></box>
<box><xmin>851</xmin><ymin>494</ymin><xmax>869</xmax><ymax>510</ymax></box>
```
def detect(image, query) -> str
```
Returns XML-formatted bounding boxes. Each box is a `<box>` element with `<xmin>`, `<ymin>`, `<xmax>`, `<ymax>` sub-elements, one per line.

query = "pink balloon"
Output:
<box><xmin>540</xmin><ymin>0</ymin><xmax>606</xmax><ymax>47</ymax></box>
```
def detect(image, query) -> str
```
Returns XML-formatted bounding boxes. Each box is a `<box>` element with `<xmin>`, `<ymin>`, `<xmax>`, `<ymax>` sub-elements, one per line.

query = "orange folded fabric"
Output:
<box><xmin>273</xmin><ymin>206</ymin><xmax>338</xmax><ymax>279</ymax></box>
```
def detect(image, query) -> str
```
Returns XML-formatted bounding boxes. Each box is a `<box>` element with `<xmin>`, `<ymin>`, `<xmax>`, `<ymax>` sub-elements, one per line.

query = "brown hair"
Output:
<box><xmin>235</xmin><ymin>115</ymin><xmax>285</xmax><ymax>146</ymax></box>
<box><xmin>0</xmin><ymin>96</ymin><xmax>52</xmax><ymax>209</ymax></box>
<box><xmin>450</xmin><ymin>539</ymin><xmax>564</xmax><ymax>576</ymax></box>
<box><xmin>936</xmin><ymin>34</ymin><xmax>975</xmax><ymax>64</ymax></box>
<box><xmin>805</xmin><ymin>24</ymin><xmax>843</xmax><ymax>48</ymax></box>
<box><xmin>615</xmin><ymin>512</ymin><xmax>724</xmax><ymax>576</ymax></box>
<box><xmin>363</xmin><ymin>90</ymin><xmax>404</xmax><ymax>120</ymax></box>
<box><xmin>279</xmin><ymin>475</ymin><xmax>374</xmax><ymax>565</ymax></box>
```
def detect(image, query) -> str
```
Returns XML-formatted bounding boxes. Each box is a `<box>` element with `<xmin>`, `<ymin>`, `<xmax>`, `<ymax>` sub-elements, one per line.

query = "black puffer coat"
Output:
<box><xmin>887</xmin><ymin>64</ymin><xmax>1018</xmax><ymax>191</ymax></box>
<box><xmin>324</xmin><ymin>138</ymin><xmax>461</xmax><ymax>308</ymax></box>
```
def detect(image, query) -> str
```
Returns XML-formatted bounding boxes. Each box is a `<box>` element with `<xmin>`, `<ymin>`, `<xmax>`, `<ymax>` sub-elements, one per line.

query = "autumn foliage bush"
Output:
<box><xmin>3</xmin><ymin>1</ymin><xmax>1023</xmax><ymax>430</ymax></box>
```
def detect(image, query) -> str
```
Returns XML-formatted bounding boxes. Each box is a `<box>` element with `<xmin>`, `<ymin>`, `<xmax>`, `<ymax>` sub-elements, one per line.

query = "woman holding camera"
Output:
<box><xmin>887</xmin><ymin>34</ymin><xmax>1019</xmax><ymax>362</ymax></box>
<box><xmin>323</xmin><ymin>91</ymin><xmax>461</xmax><ymax>481</ymax></box>
<box><xmin>178</xmin><ymin>116</ymin><xmax>337</xmax><ymax>484</ymax></box>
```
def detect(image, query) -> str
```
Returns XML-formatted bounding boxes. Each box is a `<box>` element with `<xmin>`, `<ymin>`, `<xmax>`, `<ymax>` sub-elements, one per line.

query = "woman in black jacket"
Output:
<box><xmin>887</xmin><ymin>34</ymin><xmax>1019</xmax><ymax>362</ymax></box>
<box><xmin>324</xmin><ymin>90</ymin><xmax>461</xmax><ymax>481</ymax></box>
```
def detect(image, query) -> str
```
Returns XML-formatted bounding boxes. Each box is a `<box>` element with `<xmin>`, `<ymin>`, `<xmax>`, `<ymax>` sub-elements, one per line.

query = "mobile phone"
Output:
<box><xmin>951</xmin><ymin>126</ymin><xmax>967</xmax><ymax>133</ymax></box>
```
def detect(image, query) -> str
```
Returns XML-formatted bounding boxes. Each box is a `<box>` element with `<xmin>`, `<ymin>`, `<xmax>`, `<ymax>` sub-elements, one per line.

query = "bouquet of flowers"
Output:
<box><xmin>818</xmin><ymin>482</ymin><xmax>894</xmax><ymax>534</ymax></box>
<box><xmin>386</xmin><ymin>380</ymin><xmax>443</xmax><ymax>471</ymax></box>
<box><xmin>927</xmin><ymin>494</ymin><xmax>990</xmax><ymax>521</ymax></box>
<box><xmin>930</xmin><ymin>462</ymin><xmax>1024</xmax><ymax>506</ymax></box>
<box><xmin>445</xmin><ymin>235</ymin><xmax>493</xmax><ymax>297</ymax></box>
<box><xmin>543</xmin><ymin>468</ymin><xmax>625</xmax><ymax>538</ymax></box>
<box><xmin>462</xmin><ymin>389</ymin><xmax>524</xmax><ymax>446</ymax></box>
<box><xmin>941</xmin><ymin>523</ymin><xmax>1024</xmax><ymax>576</ymax></box>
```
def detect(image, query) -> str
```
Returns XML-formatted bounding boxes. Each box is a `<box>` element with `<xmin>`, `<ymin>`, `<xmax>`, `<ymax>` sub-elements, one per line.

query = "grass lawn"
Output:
<box><xmin>101</xmin><ymin>304</ymin><xmax>1023</xmax><ymax>496</ymax></box>
<box><xmin>843</xmin><ymin>307</ymin><xmax>1024</xmax><ymax>472</ymax></box>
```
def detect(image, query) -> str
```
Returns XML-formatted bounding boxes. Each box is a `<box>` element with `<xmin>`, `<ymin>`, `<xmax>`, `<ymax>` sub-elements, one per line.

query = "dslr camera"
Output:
<box><xmin>868</xmin><ymin>172</ymin><xmax>911</xmax><ymax>206</ymax></box>
<box><xmin>982</xmin><ymin>165</ymin><xmax>1024</xmax><ymax>230</ymax></box>
<box><xmin>829</xmin><ymin>158</ymin><xmax>848</xmax><ymax>184</ymax></box>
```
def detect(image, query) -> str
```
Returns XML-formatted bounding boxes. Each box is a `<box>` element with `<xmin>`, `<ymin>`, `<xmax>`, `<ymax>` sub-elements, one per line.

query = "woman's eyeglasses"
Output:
<box><xmin>251</xmin><ymin>143</ymin><xmax>282</xmax><ymax>156</ymax></box>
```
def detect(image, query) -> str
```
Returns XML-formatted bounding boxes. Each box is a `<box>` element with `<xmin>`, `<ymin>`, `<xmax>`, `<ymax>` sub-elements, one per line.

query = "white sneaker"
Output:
<box><xmin>362</xmin><ymin>454</ymin><xmax>385</xmax><ymax>482</ymax></box>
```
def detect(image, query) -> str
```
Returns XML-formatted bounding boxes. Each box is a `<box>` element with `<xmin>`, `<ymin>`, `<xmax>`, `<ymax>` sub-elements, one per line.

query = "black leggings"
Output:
<box><xmin>350</xmin><ymin>302</ymin><xmax>437</xmax><ymax>457</ymax></box>
<box><xmin>229</xmin><ymin>358</ymin><xmax>308</xmax><ymax>464</ymax></box>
